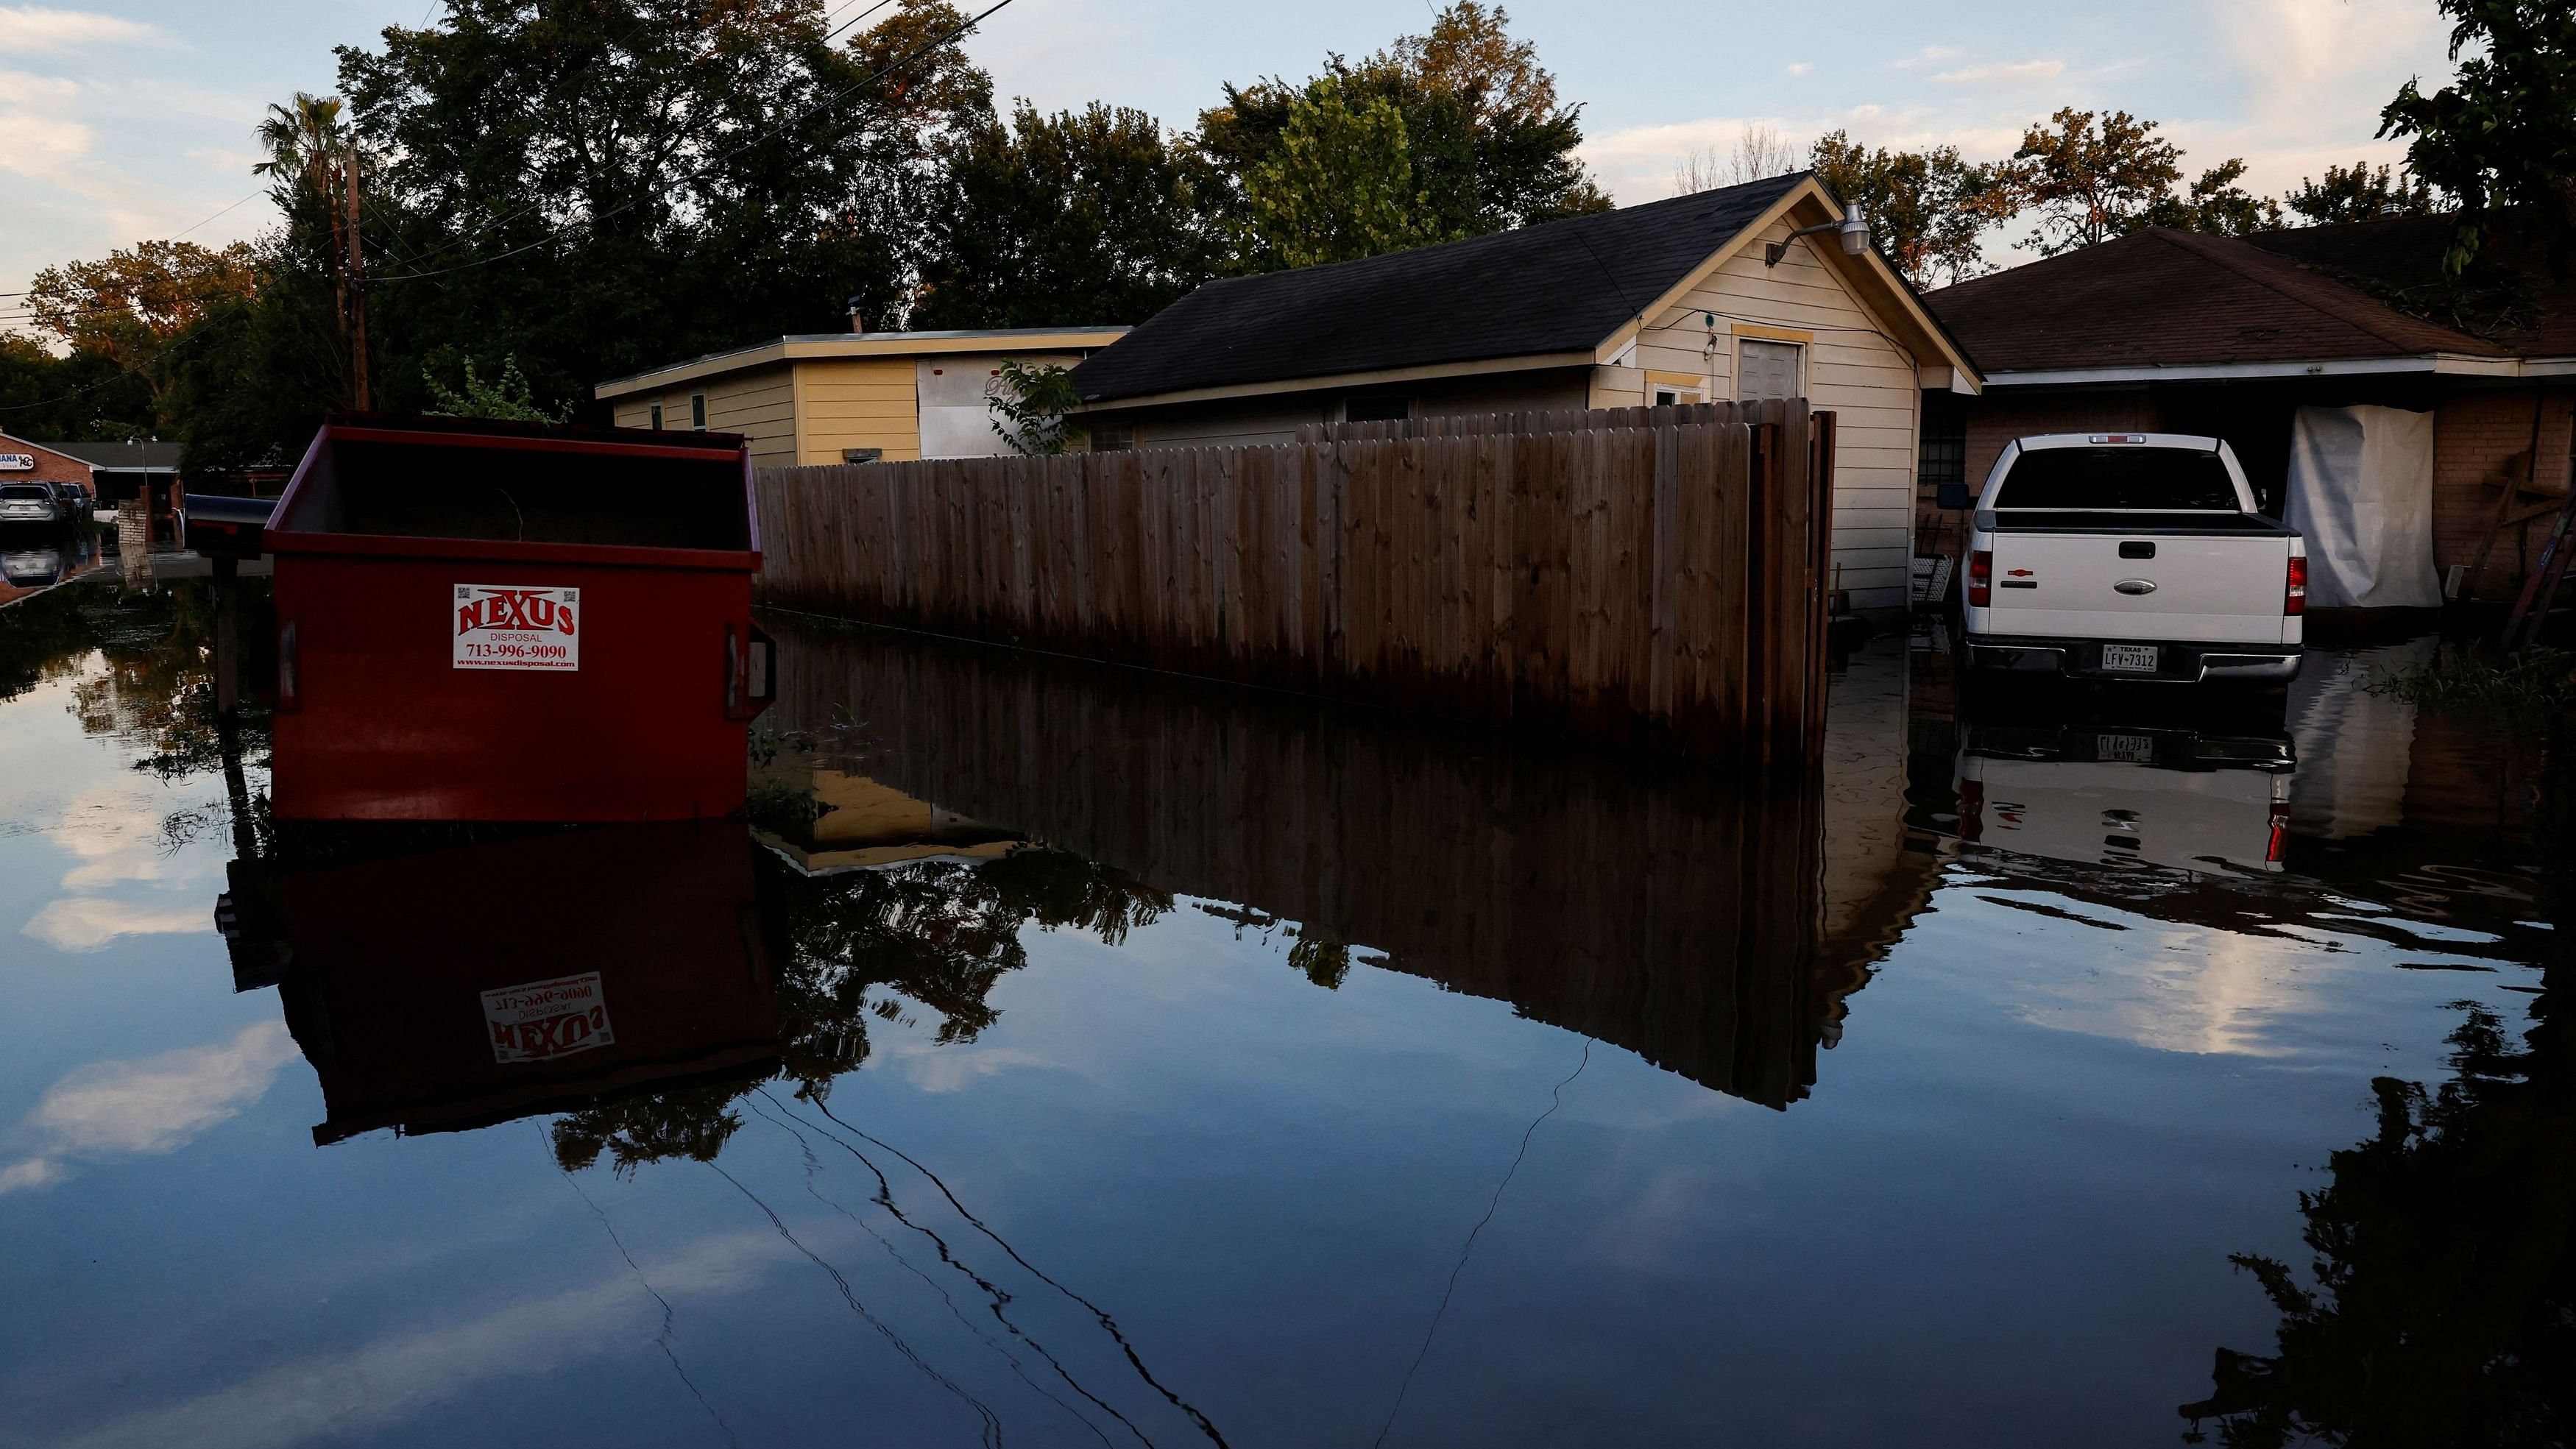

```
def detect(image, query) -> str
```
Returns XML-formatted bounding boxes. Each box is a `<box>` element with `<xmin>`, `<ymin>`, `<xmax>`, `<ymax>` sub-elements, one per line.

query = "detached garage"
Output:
<box><xmin>1921</xmin><ymin>213</ymin><xmax>2576</xmax><ymax>612</ymax></box>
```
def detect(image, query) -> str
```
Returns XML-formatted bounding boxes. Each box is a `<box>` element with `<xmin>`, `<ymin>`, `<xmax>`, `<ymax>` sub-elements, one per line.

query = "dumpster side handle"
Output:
<box><xmin>276</xmin><ymin>620</ymin><xmax>301</xmax><ymax>712</ymax></box>
<box><xmin>723</xmin><ymin>622</ymin><xmax>777</xmax><ymax>720</ymax></box>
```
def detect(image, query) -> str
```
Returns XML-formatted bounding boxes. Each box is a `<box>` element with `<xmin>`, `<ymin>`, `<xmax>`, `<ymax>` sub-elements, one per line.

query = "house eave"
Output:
<box><xmin>597</xmin><ymin>327</ymin><xmax>1132</xmax><ymax>400</ymax></box>
<box><xmin>1070</xmin><ymin>351</ymin><xmax>1599</xmax><ymax>414</ymax></box>
<box><xmin>1975</xmin><ymin>352</ymin><xmax>2569</xmax><ymax>387</ymax></box>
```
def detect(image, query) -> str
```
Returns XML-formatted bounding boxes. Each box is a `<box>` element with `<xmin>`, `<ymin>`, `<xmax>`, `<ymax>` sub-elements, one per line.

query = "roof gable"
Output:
<box><xmin>1070</xmin><ymin>174</ymin><xmax>1809</xmax><ymax>405</ymax></box>
<box><xmin>1925</xmin><ymin>226</ymin><xmax>2506</xmax><ymax>376</ymax></box>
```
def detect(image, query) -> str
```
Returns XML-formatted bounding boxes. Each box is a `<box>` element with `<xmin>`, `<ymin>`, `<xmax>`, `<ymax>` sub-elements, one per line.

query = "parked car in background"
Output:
<box><xmin>1963</xmin><ymin>433</ymin><xmax>2304</xmax><ymax>685</ymax></box>
<box><xmin>1</xmin><ymin>482</ymin><xmax>66</xmax><ymax>528</ymax></box>
<box><xmin>45</xmin><ymin>481</ymin><xmax>93</xmax><ymax>523</ymax></box>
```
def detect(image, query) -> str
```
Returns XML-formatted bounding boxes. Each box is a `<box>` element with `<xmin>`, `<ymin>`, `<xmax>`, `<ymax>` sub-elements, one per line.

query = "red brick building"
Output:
<box><xmin>1921</xmin><ymin>213</ymin><xmax>2575</xmax><ymax>605</ymax></box>
<box><xmin>0</xmin><ymin>431</ymin><xmax>185</xmax><ymax>543</ymax></box>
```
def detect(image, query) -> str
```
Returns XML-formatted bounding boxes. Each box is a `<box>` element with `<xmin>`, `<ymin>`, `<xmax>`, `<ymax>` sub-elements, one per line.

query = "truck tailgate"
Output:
<box><xmin>1988</xmin><ymin>528</ymin><xmax>2292</xmax><ymax>643</ymax></box>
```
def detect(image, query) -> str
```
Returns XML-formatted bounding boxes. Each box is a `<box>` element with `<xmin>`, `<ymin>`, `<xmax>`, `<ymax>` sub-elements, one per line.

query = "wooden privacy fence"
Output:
<box><xmin>752</xmin><ymin>400</ymin><xmax>1836</xmax><ymax>760</ymax></box>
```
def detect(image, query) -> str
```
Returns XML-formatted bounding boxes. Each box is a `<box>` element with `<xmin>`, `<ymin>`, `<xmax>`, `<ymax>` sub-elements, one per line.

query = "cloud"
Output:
<box><xmin>23</xmin><ymin>896</ymin><xmax>209</xmax><ymax>951</ymax></box>
<box><xmin>880</xmin><ymin>1039</ymin><xmax>1052</xmax><ymax>1094</ymax></box>
<box><xmin>0</xmin><ymin>5</ymin><xmax>166</xmax><ymax>53</ymax></box>
<box><xmin>0</xmin><ymin>69</ymin><xmax>91</xmax><ymax>185</ymax></box>
<box><xmin>1785</xmin><ymin>62</ymin><xmax>1811</xmax><ymax>78</ymax></box>
<box><xmin>22</xmin><ymin>782</ymin><xmax>226</xmax><ymax>950</ymax></box>
<box><xmin>51</xmin><ymin>1228</ymin><xmax>790</xmax><ymax>1449</ymax></box>
<box><xmin>1931</xmin><ymin>59</ymin><xmax>2066</xmax><ymax>88</ymax></box>
<box><xmin>1</xmin><ymin>1021</ymin><xmax>297</xmax><ymax>1194</ymax></box>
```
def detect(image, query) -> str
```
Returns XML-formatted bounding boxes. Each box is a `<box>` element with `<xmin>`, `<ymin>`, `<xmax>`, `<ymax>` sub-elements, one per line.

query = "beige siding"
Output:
<box><xmin>610</xmin><ymin>368</ymin><xmax>798</xmax><ymax>467</ymax></box>
<box><xmin>1596</xmin><ymin>219</ymin><xmax>1925</xmax><ymax>612</ymax></box>
<box><xmin>792</xmin><ymin>358</ymin><xmax>920</xmax><ymax>464</ymax></box>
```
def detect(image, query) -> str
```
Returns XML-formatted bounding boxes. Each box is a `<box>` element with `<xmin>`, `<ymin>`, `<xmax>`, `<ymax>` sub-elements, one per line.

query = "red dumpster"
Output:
<box><xmin>266</xmin><ymin>417</ymin><xmax>774</xmax><ymax>822</ymax></box>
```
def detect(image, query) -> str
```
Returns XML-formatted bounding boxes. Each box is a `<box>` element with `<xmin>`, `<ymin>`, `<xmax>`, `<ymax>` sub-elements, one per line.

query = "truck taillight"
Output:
<box><xmin>2267</xmin><ymin>798</ymin><xmax>2290</xmax><ymax>865</ymax></box>
<box><xmin>1967</xmin><ymin>550</ymin><xmax>1992</xmax><ymax>607</ymax></box>
<box><xmin>2285</xmin><ymin>555</ymin><xmax>2307</xmax><ymax>616</ymax></box>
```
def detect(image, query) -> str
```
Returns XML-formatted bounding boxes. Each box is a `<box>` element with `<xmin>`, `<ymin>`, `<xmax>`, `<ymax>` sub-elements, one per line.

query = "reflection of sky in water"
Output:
<box><xmin>0</xmin><ymin>600</ymin><xmax>2558</xmax><ymax>1448</ymax></box>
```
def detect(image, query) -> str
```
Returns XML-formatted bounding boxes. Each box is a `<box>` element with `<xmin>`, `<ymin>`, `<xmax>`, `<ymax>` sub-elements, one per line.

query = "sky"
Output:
<box><xmin>0</xmin><ymin>0</ymin><xmax>2463</xmax><ymax>325</ymax></box>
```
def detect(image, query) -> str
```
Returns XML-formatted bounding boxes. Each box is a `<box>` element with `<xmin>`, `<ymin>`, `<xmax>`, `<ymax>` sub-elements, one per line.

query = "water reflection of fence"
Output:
<box><xmin>776</xmin><ymin>623</ymin><xmax>1861</xmax><ymax>1110</ymax></box>
<box><xmin>753</xmin><ymin>403</ymin><xmax>1835</xmax><ymax>763</ymax></box>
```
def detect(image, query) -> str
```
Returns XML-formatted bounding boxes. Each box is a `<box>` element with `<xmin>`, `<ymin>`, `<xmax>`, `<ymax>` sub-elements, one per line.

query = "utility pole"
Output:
<box><xmin>344</xmin><ymin>149</ymin><xmax>371</xmax><ymax>412</ymax></box>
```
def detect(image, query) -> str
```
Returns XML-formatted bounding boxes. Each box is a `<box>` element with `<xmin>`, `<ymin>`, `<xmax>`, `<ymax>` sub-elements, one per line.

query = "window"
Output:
<box><xmin>1917</xmin><ymin>393</ymin><xmax>1965</xmax><ymax>492</ymax></box>
<box><xmin>648</xmin><ymin>403</ymin><xmax>663</xmax><ymax>431</ymax></box>
<box><xmin>1086</xmin><ymin>423</ymin><xmax>1135</xmax><ymax>453</ymax></box>
<box><xmin>1738</xmin><ymin>339</ymin><xmax>1804</xmax><ymax>400</ymax></box>
<box><xmin>690</xmin><ymin>394</ymin><xmax>707</xmax><ymax>431</ymax></box>
<box><xmin>1992</xmin><ymin>447</ymin><xmax>2239</xmax><ymax>511</ymax></box>
<box><xmin>1345</xmin><ymin>394</ymin><xmax>1409</xmax><ymax>423</ymax></box>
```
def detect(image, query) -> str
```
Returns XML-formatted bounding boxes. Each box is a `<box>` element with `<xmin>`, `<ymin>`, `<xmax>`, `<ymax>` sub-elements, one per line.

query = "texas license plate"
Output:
<box><xmin>2098</xmin><ymin>732</ymin><xmax>2156</xmax><ymax>763</ymax></box>
<box><xmin>2101</xmin><ymin>643</ymin><xmax>2160</xmax><ymax>673</ymax></box>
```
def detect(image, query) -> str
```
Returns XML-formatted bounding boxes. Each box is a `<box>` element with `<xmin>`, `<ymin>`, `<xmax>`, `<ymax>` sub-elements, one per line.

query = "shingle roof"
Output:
<box><xmin>1070</xmin><ymin>173</ymin><xmax>1809</xmax><ymax>405</ymax></box>
<box><xmin>2245</xmin><ymin>210</ymin><xmax>2576</xmax><ymax>358</ymax></box>
<box><xmin>1924</xmin><ymin>225</ymin><xmax>2506</xmax><ymax>375</ymax></box>
<box><xmin>36</xmin><ymin>439</ymin><xmax>183</xmax><ymax>471</ymax></box>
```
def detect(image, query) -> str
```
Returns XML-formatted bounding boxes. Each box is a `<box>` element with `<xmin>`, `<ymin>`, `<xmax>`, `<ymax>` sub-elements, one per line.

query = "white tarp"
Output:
<box><xmin>2283</xmin><ymin>405</ymin><xmax>2440</xmax><ymax>609</ymax></box>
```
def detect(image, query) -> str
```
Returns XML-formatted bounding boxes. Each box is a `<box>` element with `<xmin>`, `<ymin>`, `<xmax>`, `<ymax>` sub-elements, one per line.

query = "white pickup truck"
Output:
<box><xmin>1962</xmin><ymin>433</ymin><xmax>2305</xmax><ymax>685</ymax></box>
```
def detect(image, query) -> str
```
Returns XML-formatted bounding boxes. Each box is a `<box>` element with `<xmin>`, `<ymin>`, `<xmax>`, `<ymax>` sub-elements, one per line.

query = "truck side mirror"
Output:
<box><xmin>1935</xmin><ymin>483</ymin><xmax>1972</xmax><ymax>511</ymax></box>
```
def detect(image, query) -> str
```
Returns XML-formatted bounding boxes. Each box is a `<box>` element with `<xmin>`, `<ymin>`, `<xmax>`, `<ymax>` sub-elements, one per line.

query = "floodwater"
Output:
<box><xmin>0</xmin><ymin>574</ymin><xmax>2565</xmax><ymax>1448</ymax></box>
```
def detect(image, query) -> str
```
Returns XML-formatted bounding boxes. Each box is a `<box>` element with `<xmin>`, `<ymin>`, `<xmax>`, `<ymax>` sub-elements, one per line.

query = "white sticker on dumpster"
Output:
<box><xmin>453</xmin><ymin>584</ymin><xmax>580</xmax><ymax>670</ymax></box>
<box><xmin>481</xmin><ymin>972</ymin><xmax>615</xmax><ymax>1063</ymax></box>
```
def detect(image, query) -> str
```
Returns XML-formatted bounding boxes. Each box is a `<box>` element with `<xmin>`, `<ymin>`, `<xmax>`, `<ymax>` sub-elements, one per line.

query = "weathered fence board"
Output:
<box><xmin>754</xmin><ymin>403</ymin><xmax>1833</xmax><ymax>760</ymax></box>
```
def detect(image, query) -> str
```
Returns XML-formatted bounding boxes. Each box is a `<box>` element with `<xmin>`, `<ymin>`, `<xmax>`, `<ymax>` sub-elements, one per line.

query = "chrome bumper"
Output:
<box><xmin>1965</xmin><ymin>634</ymin><xmax>2303</xmax><ymax>684</ymax></box>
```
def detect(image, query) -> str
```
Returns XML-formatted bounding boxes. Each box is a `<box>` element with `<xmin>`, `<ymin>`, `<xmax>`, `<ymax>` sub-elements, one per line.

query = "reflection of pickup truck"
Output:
<box><xmin>1964</xmin><ymin>433</ymin><xmax>2304</xmax><ymax>684</ymax></box>
<box><xmin>1956</xmin><ymin>718</ymin><xmax>2295</xmax><ymax>875</ymax></box>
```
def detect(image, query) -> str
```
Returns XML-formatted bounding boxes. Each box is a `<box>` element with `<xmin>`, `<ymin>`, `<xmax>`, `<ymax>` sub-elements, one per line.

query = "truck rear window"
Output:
<box><xmin>1993</xmin><ymin>447</ymin><xmax>2238</xmax><ymax>511</ymax></box>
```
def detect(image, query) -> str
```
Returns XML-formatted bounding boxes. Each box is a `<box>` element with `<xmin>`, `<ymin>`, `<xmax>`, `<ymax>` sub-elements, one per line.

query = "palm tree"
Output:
<box><xmin>254</xmin><ymin>93</ymin><xmax>351</xmax><ymax>345</ymax></box>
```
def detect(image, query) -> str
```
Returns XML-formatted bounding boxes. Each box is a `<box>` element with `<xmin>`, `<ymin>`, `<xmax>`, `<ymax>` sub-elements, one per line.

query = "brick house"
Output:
<box><xmin>1919</xmin><ymin>213</ymin><xmax>2575</xmax><ymax>605</ymax></box>
<box><xmin>0</xmin><ymin>433</ymin><xmax>185</xmax><ymax>545</ymax></box>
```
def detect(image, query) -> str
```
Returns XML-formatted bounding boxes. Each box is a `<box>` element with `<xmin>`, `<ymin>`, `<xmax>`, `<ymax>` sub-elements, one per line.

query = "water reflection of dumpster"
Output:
<box><xmin>224</xmin><ymin>821</ymin><xmax>784</xmax><ymax>1144</ymax></box>
<box><xmin>265</xmin><ymin>418</ymin><xmax>772</xmax><ymax>821</ymax></box>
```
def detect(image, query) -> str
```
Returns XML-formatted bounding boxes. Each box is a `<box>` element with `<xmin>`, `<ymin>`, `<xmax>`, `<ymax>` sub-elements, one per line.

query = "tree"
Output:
<box><xmin>2285</xmin><ymin>161</ymin><xmax>2445</xmax><ymax>226</ymax></box>
<box><xmin>913</xmin><ymin>101</ymin><xmax>1221</xmax><ymax>330</ymax></box>
<box><xmin>1191</xmin><ymin>2</ymin><xmax>1605</xmax><ymax>271</ymax></box>
<box><xmin>0</xmin><ymin>333</ymin><xmax>155</xmax><ymax>442</ymax></box>
<box><xmin>1239</xmin><ymin>79</ymin><xmax>1457</xmax><ymax>269</ymax></box>
<box><xmin>24</xmin><ymin>240</ymin><xmax>261</xmax><ymax>425</ymax></box>
<box><xmin>1673</xmin><ymin>125</ymin><xmax>1805</xmax><ymax>196</ymax></box>
<box><xmin>333</xmin><ymin>0</ymin><xmax>992</xmax><ymax>413</ymax></box>
<box><xmin>2380</xmin><ymin>0</ymin><xmax>2576</xmax><ymax>273</ymax></box>
<box><xmin>1810</xmin><ymin>130</ymin><xmax>2017</xmax><ymax>288</ymax></box>
<box><xmin>2005</xmin><ymin>108</ymin><xmax>2183</xmax><ymax>255</ymax></box>
<box><xmin>169</xmin><ymin>0</ymin><xmax>997</xmax><ymax>470</ymax></box>
<box><xmin>2141</xmin><ymin>157</ymin><xmax>2285</xmax><ymax>236</ymax></box>
<box><xmin>424</xmin><ymin>353</ymin><xmax>570</xmax><ymax>422</ymax></box>
<box><xmin>983</xmin><ymin>358</ymin><xmax>1082</xmax><ymax>455</ymax></box>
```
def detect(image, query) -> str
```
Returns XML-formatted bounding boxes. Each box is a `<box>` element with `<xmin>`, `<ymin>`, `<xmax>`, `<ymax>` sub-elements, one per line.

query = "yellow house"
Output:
<box><xmin>1068</xmin><ymin>174</ymin><xmax>1981</xmax><ymax>613</ymax></box>
<box><xmin>595</xmin><ymin>326</ymin><xmax>1128</xmax><ymax>468</ymax></box>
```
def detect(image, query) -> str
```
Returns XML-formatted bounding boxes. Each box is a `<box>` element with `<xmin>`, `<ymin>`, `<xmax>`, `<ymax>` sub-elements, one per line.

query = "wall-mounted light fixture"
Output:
<box><xmin>1765</xmin><ymin>203</ymin><xmax>1870</xmax><ymax>266</ymax></box>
